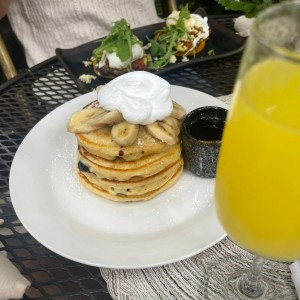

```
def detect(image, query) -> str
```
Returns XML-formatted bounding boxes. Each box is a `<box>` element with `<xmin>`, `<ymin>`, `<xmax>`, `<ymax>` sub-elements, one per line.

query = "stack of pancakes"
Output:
<box><xmin>68</xmin><ymin>101</ymin><xmax>185</xmax><ymax>202</ymax></box>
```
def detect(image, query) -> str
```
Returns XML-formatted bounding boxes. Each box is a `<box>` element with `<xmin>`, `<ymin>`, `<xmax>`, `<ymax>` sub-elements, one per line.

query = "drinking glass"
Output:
<box><xmin>215</xmin><ymin>1</ymin><xmax>300</xmax><ymax>298</ymax></box>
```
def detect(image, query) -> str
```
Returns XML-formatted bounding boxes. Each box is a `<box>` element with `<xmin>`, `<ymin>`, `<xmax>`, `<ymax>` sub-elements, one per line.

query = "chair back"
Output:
<box><xmin>0</xmin><ymin>32</ymin><xmax>17</xmax><ymax>80</ymax></box>
<box><xmin>166</xmin><ymin>0</ymin><xmax>177</xmax><ymax>12</ymax></box>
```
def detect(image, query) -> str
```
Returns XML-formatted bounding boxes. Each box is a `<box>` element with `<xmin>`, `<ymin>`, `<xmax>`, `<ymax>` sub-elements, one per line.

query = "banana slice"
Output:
<box><xmin>67</xmin><ymin>108</ymin><xmax>104</xmax><ymax>133</ymax></box>
<box><xmin>111</xmin><ymin>121</ymin><xmax>139</xmax><ymax>146</ymax></box>
<box><xmin>98</xmin><ymin>110</ymin><xmax>124</xmax><ymax>126</ymax></box>
<box><xmin>145</xmin><ymin>117</ymin><xmax>179</xmax><ymax>145</ymax></box>
<box><xmin>67</xmin><ymin>108</ymin><xmax>124</xmax><ymax>133</ymax></box>
<box><xmin>171</xmin><ymin>101</ymin><xmax>186</xmax><ymax>120</ymax></box>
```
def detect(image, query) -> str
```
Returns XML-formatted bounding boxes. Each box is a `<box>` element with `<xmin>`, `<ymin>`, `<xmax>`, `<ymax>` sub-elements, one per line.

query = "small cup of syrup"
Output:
<box><xmin>182</xmin><ymin>106</ymin><xmax>227</xmax><ymax>178</ymax></box>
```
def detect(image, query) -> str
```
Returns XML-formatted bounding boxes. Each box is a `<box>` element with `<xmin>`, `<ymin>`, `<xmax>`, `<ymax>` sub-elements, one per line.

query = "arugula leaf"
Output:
<box><xmin>149</xmin><ymin>32</ymin><xmax>179</xmax><ymax>69</ymax></box>
<box><xmin>92</xmin><ymin>19</ymin><xmax>142</xmax><ymax>62</ymax></box>
<box><xmin>208</xmin><ymin>49</ymin><xmax>215</xmax><ymax>56</ymax></box>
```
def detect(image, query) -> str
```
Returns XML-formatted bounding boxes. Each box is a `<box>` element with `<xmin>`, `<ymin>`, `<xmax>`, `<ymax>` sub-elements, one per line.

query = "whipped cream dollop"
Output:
<box><xmin>97</xmin><ymin>71</ymin><xmax>173</xmax><ymax>125</ymax></box>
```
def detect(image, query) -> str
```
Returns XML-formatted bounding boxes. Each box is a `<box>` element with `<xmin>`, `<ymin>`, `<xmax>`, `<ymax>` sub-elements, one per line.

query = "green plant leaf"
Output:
<box><xmin>216</xmin><ymin>0</ymin><xmax>286</xmax><ymax>17</ymax></box>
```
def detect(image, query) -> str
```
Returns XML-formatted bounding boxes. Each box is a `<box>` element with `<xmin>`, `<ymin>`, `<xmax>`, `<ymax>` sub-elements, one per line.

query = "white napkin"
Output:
<box><xmin>0</xmin><ymin>220</ymin><xmax>30</xmax><ymax>300</ymax></box>
<box><xmin>234</xmin><ymin>15</ymin><xmax>254</xmax><ymax>37</ymax></box>
<box><xmin>290</xmin><ymin>261</ymin><xmax>300</xmax><ymax>298</ymax></box>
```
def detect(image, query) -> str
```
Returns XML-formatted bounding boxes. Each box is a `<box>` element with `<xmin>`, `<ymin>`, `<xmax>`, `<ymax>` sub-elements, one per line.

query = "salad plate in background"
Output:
<box><xmin>56</xmin><ymin>9</ymin><xmax>246</xmax><ymax>93</ymax></box>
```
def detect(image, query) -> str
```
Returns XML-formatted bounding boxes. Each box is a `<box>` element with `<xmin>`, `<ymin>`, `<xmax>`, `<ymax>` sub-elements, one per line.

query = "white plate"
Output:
<box><xmin>9</xmin><ymin>85</ymin><xmax>227</xmax><ymax>269</ymax></box>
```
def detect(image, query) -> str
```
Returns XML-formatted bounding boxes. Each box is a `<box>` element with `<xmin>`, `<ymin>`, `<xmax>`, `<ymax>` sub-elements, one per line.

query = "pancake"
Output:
<box><xmin>76</xmin><ymin>125</ymin><xmax>173</xmax><ymax>161</ymax></box>
<box><xmin>78</xmin><ymin>143</ymin><xmax>181</xmax><ymax>181</ymax></box>
<box><xmin>76</xmin><ymin>161</ymin><xmax>183</xmax><ymax>202</ymax></box>
<box><xmin>78</xmin><ymin>157</ymin><xmax>183</xmax><ymax>196</ymax></box>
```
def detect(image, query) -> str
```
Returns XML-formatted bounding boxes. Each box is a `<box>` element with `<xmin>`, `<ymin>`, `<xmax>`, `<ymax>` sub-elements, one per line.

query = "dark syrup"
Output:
<box><xmin>189</xmin><ymin>119</ymin><xmax>224</xmax><ymax>141</ymax></box>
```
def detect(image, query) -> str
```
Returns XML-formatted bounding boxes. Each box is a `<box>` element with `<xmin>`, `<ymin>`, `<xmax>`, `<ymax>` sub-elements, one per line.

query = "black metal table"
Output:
<box><xmin>0</xmin><ymin>16</ymin><xmax>241</xmax><ymax>300</ymax></box>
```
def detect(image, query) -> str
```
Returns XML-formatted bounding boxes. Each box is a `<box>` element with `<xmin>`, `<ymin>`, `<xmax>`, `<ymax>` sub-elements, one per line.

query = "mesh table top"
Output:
<box><xmin>0</xmin><ymin>16</ymin><xmax>241</xmax><ymax>300</ymax></box>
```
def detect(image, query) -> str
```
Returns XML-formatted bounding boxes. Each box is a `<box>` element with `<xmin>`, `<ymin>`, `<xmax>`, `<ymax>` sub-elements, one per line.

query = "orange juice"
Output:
<box><xmin>215</xmin><ymin>58</ymin><xmax>300</xmax><ymax>261</ymax></box>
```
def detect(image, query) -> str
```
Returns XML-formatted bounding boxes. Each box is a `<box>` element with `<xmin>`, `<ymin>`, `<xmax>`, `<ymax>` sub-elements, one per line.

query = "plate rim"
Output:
<box><xmin>9</xmin><ymin>85</ymin><xmax>227</xmax><ymax>269</ymax></box>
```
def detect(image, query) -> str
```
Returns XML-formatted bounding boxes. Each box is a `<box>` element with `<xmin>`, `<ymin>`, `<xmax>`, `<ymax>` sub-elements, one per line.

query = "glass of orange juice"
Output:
<box><xmin>215</xmin><ymin>1</ymin><xmax>300</xmax><ymax>298</ymax></box>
